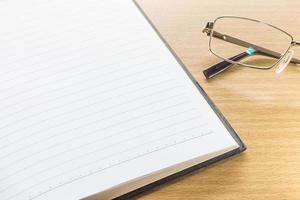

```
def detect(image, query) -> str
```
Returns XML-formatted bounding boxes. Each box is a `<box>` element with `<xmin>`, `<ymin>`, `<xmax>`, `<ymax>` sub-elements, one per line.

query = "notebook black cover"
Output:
<box><xmin>114</xmin><ymin>1</ymin><xmax>247</xmax><ymax>199</ymax></box>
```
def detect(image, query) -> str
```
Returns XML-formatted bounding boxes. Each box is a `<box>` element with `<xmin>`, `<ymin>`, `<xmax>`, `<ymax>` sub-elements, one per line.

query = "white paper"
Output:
<box><xmin>0</xmin><ymin>0</ymin><xmax>239</xmax><ymax>199</ymax></box>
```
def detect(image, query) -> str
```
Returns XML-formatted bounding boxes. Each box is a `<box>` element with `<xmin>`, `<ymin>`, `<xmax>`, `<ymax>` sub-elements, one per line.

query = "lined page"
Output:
<box><xmin>0</xmin><ymin>0</ymin><xmax>239</xmax><ymax>199</ymax></box>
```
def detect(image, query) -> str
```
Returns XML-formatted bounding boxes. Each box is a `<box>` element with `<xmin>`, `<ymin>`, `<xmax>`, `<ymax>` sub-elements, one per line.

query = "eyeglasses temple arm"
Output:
<box><xmin>203</xmin><ymin>47</ymin><xmax>299</xmax><ymax>79</ymax></box>
<box><xmin>211</xmin><ymin>30</ymin><xmax>300</xmax><ymax>64</ymax></box>
<box><xmin>203</xmin><ymin>52</ymin><xmax>248</xmax><ymax>79</ymax></box>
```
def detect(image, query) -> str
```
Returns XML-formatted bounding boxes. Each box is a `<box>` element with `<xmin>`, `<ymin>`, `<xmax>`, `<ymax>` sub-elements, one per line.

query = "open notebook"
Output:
<box><xmin>0</xmin><ymin>0</ymin><xmax>246</xmax><ymax>199</ymax></box>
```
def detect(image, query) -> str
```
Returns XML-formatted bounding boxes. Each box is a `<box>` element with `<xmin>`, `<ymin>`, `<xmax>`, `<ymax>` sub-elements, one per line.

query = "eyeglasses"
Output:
<box><xmin>202</xmin><ymin>16</ymin><xmax>300</xmax><ymax>79</ymax></box>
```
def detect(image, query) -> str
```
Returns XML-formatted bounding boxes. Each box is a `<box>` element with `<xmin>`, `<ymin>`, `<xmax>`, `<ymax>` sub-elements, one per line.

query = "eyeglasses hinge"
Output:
<box><xmin>292</xmin><ymin>41</ymin><xmax>300</xmax><ymax>46</ymax></box>
<box><xmin>202</xmin><ymin>22</ymin><xmax>214</xmax><ymax>35</ymax></box>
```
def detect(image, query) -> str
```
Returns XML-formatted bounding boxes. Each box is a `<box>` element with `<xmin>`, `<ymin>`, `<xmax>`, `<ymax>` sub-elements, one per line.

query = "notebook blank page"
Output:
<box><xmin>0</xmin><ymin>0</ymin><xmax>239</xmax><ymax>199</ymax></box>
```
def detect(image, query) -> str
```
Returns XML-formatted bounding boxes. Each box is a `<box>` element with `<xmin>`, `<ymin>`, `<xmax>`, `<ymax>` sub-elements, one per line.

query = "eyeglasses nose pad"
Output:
<box><xmin>275</xmin><ymin>49</ymin><xmax>294</xmax><ymax>74</ymax></box>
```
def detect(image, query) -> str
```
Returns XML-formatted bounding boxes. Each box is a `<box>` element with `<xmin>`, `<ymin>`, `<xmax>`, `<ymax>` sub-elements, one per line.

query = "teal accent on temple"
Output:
<box><xmin>246</xmin><ymin>47</ymin><xmax>256</xmax><ymax>55</ymax></box>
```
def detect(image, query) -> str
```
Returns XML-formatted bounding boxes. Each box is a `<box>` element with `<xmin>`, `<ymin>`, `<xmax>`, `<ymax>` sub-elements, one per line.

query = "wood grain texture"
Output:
<box><xmin>132</xmin><ymin>0</ymin><xmax>300</xmax><ymax>200</ymax></box>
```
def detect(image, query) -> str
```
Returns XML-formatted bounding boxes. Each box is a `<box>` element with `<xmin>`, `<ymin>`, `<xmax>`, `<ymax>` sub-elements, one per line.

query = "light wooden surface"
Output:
<box><xmin>132</xmin><ymin>0</ymin><xmax>300</xmax><ymax>200</ymax></box>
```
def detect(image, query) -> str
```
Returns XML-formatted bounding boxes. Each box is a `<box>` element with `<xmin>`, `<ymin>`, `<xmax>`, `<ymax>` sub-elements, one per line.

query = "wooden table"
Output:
<box><xmin>133</xmin><ymin>0</ymin><xmax>300</xmax><ymax>199</ymax></box>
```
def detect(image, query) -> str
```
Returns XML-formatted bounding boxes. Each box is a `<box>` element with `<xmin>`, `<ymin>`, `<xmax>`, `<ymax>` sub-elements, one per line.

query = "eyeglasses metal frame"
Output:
<box><xmin>202</xmin><ymin>16</ymin><xmax>300</xmax><ymax>79</ymax></box>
